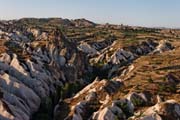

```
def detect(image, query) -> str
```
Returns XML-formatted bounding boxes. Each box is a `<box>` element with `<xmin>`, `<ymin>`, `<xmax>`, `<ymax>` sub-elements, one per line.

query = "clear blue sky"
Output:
<box><xmin>0</xmin><ymin>0</ymin><xmax>180</xmax><ymax>28</ymax></box>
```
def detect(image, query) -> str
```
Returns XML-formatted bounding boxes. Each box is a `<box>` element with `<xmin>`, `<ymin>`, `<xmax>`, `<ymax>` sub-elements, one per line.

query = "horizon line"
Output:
<box><xmin>0</xmin><ymin>17</ymin><xmax>179</xmax><ymax>29</ymax></box>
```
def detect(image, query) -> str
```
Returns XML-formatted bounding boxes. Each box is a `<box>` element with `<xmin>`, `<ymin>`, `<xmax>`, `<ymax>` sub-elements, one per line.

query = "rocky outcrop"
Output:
<box><xmin>0</xmin><ymin>25</ymin><xmax>88</xmax><ymax>120</ymax></box>
<box><xmin>0</xmin><ymin>18</ymin><xmax>179</xmax><ymax>120</ymax></box>
<box><xmin>110</xmin><ymin>49</ymin><xmax>135</xmax><ymax>64</ymax></box>
<box><xmin>136</xmin><ymin>100</ymin><xmax>180</xmax><ymax>120</ymax></box>
<box><xmin>91</xmin><ymin>92</ymin><xmax>150</xmax><ymax>120</ymax></box>
<box><xmin>92</xmin><ymin>105</ymin><xmax>126</xmax><ymax>120</ymax></box>
<box><xmin>92</xmin><ymin>99</ymin><xmax>133</xmax><ymax>120</ymax></box>
<box><xmin>53</xmin><ymin>38</ymin><xmax>176</xmax><ymax>120</ymax></box>
<box><xmin>152</xmin><ymin>40</ymin><xmax>173</xmax><ymax>54</ymax></box>
<box><xmin>91</xmin><ymin>38</ymin><xmax>115</xmax><ymax>51</ymax></box>
<box><xmin>90</xmin><ymin>40</ymin><xmax>158</xmax><ymax>66</ymax></box>
<box><xmin>0</xmin><ymin>53</ymin><xmax>11</xmax><ymax>64</ymax></box>
<box><xmin>78</xmin><ymin>42</ymin><xmax>99</xmax><ymax>56</ymax></box>
<box><xmin>54</xmin><ymin>78</ymin><xmax>123</xmax><ymax>120</ymax></box>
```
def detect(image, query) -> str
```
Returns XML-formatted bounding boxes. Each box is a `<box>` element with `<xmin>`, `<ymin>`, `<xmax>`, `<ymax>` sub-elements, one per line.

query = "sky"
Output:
<box><xmin>0</xmin><ymin>0</ymin><xmax>180</xmax><ymax>28</ymax></box>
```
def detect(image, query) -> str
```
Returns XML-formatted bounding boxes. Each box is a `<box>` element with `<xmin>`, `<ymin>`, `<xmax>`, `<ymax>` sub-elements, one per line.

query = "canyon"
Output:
<box><xmin>0</xmin><ymin>18</ymin><xmax>180</xmax><ymax>120</ymax></box>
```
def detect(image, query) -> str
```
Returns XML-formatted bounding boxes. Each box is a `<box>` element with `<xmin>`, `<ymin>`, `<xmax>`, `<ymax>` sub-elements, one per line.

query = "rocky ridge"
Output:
<box><xmin>0</xmin><ymin>21</ymin><xmax>88</xmax><ymax>120</ymax></box>
<box><xmin>0</xmin><ymin>18</ymin><xmax>179</xmax><ymax>120</ymax></box>
<box><xmin>54</xmin><ymin>39</ymin><xmax>177</xmax><ymax>120</ymax></box>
